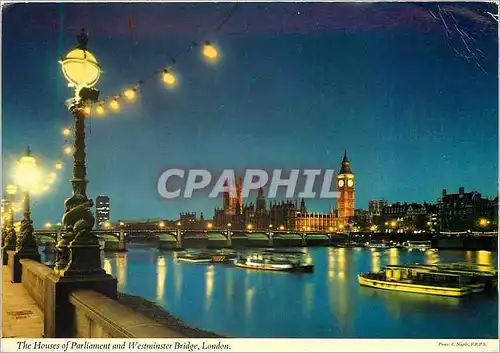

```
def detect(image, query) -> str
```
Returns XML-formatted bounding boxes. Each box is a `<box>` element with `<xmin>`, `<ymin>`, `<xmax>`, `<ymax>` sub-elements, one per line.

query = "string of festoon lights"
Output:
<box><xmin>76</xmin><ymin>2</ymin><xmax>241</xmax><ymax>116</ymax></box>
<box><xmin>77</xmin><ymin>40</ymin><xmax>220</xmax><ymax>118</ymax></box>
<box><xmin>81</xmin><ymin>1</ymin><xmax>239</xmax><ymax>116</ymax></box>
<box><xmin>6</xmin><ymin>40</ymin><xmax>219</xmax><ymax>225</ymax></box>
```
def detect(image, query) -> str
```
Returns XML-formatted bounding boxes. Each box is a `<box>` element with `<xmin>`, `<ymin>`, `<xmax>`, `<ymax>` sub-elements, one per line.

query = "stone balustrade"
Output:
<box><xmin>14</xmin><ymin>259</ymin><xmax>184</xmax><ymax>338</ymax></box>
<box><xmin>20</xmin><ymin>259</ymin><xmax>52</xmax><ymax>310</ymax></box>
<box><xmin>70</xmin><ymin>290</ymin><xmax>183</xmax><ymax>338</ymax></box>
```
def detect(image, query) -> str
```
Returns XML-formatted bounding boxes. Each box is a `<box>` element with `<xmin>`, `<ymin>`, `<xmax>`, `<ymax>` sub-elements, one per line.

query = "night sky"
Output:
<box><xmin>2</xmin><ymin>2</ymin><xmax>498</xmax><ymax>227</ymax></box>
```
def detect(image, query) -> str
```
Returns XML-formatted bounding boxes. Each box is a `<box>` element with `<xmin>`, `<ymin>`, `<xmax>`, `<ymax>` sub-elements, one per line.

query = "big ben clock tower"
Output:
<box><xmin>337</xmin><ymin>151</ymin><xmax>355</xmax><ymax>220</ymax></box>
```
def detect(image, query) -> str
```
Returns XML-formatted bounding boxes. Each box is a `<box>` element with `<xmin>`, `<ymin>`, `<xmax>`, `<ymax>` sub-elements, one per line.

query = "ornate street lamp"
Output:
<box><xmin>1</xmin><ymin>200</ymin><xmax>6</xmax><ymax>240</ymax></box>
<box><xmin>10</xmin><ymin>147</ymin><xmax>42</xmax><ymax>281</ymax></box>
<box><xmin>2</xmin><ymin>184</ymin><xmax>18</xmax><ymax>264</ymax></box>
<box><xmin>55</xmin><ymin>29</ymin><xmax>104</xmax><ymax>277</ymax></box>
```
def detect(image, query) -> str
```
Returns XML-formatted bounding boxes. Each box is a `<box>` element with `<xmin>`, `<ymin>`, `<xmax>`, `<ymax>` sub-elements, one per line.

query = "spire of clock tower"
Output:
<box><xmin>336</xmin><ymin>150</ymin><xmax>355</xmax><ymax>222</ymax></box>
<box><xmin>338</xmin><ymin>150</ymin><xmax>353</xmax><ymax>175</ymax></box>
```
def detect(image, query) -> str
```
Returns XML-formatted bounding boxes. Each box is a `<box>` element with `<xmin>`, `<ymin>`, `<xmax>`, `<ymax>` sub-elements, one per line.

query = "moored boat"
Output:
<box><xmin>210</xmin><ymin>250</ymin><xmax>238</xmax><ymax>264</ymax></box>
<box><xmin>344</xmin><ymin>241</ymin><xmax>364</xmax><ymax>248</ymax></box>
<box><xmin>176</xmin><ymin>251</ymin><xmax>213</xmax><ymax>263</ymax></box>
<box><xmin>235</xmin><ymin>252</ymin><xmax>314</xmax><ymax>273</ymax></box>
<box><xmin>365</xmin><ymin>242</ymin><xmax>387</xmax><ymax>249</ymax></box>
<box><xmin>414</xmin><ymin>262</ymin><xmax>498</xmax><ymax>291</ymax></box>
<box><xmin>177</xmin><ymin>250</ymin><xmax>239</xmax><ymax>264</ymax></box>
<box><xmin>358</xmin><ymin>265</ymin><xmax>484</xmax><ymax>297</ymax></box>
<box><xmin>403</xmin><ymin>240</ymin><xmax>432</xmax><ymax>251</ymax></box>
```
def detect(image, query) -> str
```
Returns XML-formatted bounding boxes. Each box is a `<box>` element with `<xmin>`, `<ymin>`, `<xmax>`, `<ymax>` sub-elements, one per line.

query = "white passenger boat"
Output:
<box><xmin>403</xmin><ymin>240</ymin><xmax>432</xmax><ymax>251</ymax></box>
<box><xmin>235</xmin><ymin>252</ymin><xmax>314</xmax><ymax>273</ymax></box>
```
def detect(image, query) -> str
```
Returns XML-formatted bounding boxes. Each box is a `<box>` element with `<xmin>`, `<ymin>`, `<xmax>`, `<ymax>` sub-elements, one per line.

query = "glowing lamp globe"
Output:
<box><xmin>479</xmin><ymin>218</ymin><xmax>489</xmax><ymax>227</ymax></box>
<box><xmin>15</xmin><ymin>155</ymin><xmax>42</xmax><ymax>192</ymax></box>
<box><xmin>96</xmin><ymin>105</ymin><xmax>105</xmax><ymax>116</ymax></box>
<box><xmin>6</xmin><ymin>184</ymin><xmax>18</xmax><ymax>195</ymax></box>
<box><xmin>60</xmin><ymin>48</ymin><xmax>101</xmax><ymax>89</ymax></box>
<box><xmin>162</xmin><ymin>70</ymin><xmax>176</xmax><ymax>87</ymax></box>
<box><xmin>202</xmin><ymin>42</ymin><xmax>219</xmax><ymax>61</ymax></box>
<box><xmin>123</xmin><ymin>89</ymin><xmax>136</xmax><ymax>101</ymax></box>
<box><xmin>109</xmin><ymin>99</ymin><xmax>120</xmax><ymax>111</ymax></box>
<box><xmin>83</xmin><ymin>106</ymin><xmax>91</xmax><ymax>115</ymax></box>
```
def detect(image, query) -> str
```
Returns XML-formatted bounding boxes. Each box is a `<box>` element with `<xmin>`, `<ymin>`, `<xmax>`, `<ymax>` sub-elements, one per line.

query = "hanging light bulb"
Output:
<box><xmin>83</xmin><ymin>106</ymin><xmax>91</xmax><ymax>115</ymax></box>
<box><xmin>96</xmin><ymin>104</ymin><xmax>105</xmax><ymax>116</ymax></box>
<box><xmin>48</xmin><ymin>172</ymin><xmax>57</xmax><ymax>184</ymax></box>
<box><xmin>162</xmin><ymin>69</ymin><xmax>176</xmax><ymax>87</ymax></box>
<box><xmin>62</xmin><ymin>128</ymin><xmax>71</xmax><ymax>137</ymax></box>
<box><xmin>64</xmin><ymin>146</ymin><xmax>73</xmax><ymax>155</ymax></box>
<box><xmin>109</xmin><ymin>98</ymin><xmax>120</xmax><ymax>111</ymax></box>
<box><xmin>202</xmin><ymin>41</ymin><xmax>219</xmax><ymax>61</ymax></box>
<box><xmin>55</xmin><ymin>162</ymin><xmax>63</xmax><ymax>170</ymax></box>
<box><xmin>123</xmin><ymin>88</ymin><xmax>137</xmax><ymax>101</ymax></box>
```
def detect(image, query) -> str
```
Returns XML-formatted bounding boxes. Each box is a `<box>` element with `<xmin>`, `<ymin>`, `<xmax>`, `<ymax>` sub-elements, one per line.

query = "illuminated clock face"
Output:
<box><xmin>347</xmin><ymin>179</ymin><xmax>354</xmax><ymax>187</ymax></box>
<box><xmin>338</xmin><ymin>180</ymin><xmax>344</xmax><ymax>188</ymax></box>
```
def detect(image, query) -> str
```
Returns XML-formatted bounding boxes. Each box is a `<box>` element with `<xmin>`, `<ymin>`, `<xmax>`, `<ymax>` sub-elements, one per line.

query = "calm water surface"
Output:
<box><xmin>45</xmin><ymin>247</ymin><xmax>498</xmax><ymax>338</ymax></box>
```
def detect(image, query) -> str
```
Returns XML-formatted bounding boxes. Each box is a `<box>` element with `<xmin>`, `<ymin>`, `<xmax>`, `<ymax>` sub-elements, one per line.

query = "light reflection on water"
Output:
<box><xmin>115</xmin><ymin>253</ymin><xmax>127</xmax><ymax>292</ymax></box>
<box><xmin>205</xmin><ymin>265</ymin><xmax>215</xmax><ymax>312</ymax></box>
<box><xmin>41</xmin><ymin>247</ymin><xmax>498</xmax><ymax>338</ymax></box>
<box><xmin>157</xmin><ymin>257</ymin><xmax>167</xmax><ymax>301</ymax></box>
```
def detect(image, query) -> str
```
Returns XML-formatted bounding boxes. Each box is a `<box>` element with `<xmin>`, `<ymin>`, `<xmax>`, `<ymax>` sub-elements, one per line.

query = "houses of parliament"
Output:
<box><xmin>213</xmin><ymin>151</ymin><xmax>355</xmax><ymax>231</ymax></box>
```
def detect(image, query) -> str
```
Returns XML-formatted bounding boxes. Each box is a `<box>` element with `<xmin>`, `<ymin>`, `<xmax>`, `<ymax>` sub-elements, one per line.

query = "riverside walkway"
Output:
<box><xmin>2</xmin><ymin>265</ymin><xmax>43</xmax><ymax>338</ymax></box>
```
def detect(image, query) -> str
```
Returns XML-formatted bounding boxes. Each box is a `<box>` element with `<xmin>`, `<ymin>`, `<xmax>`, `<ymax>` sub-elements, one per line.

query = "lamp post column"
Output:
<box><xmin>226</xmin><ymin>224</ymin><xmax>232</xmax><ymax>248</ymax></box>
<box><xmin>45</xmin><ymin>28</ymin><xmax>116</xmax><ymax>339</ymax></box>
<box><xmin>56</xmin><ymin>222</ymin><xmax>62</xmax><ymax>243</ymax></box>
<box><xmin>55</xmin><ymin>107</ymin><xmax>103</xmax><ymax>276</ymax></box>
<box><xmin>176</xmin><ymin>222</ymin><xmax>182</xmax><ymax>249</ymax></box>
<box><xmin>2</xmin><ymin>190</ymin><xmax>17</xmax><ymax>265</ymax></box>
<box><xmin>118</xmin><ymin>223</ymin><xmax>127</xmax><ymax>252</ymax></box>
<box><xmin>54</xmin><ymin>29</ymin><xmax>104</xmax><ymax>277</ymax></box>
<box><xmin>16</xmin><ymin>190</ymin><xmax>40</xmax><ymax>255</ymax></box>
<box><xmin>11</xmin><ymin>147</ymin><xmax>41</xmax><ymax>283</ymax></box>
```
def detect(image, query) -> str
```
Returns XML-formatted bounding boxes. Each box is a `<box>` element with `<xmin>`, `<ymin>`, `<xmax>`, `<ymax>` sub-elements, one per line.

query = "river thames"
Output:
<box><xmin>44</xmin><ymin>246</ymin><xmax>497</xmax><ymax>338</ymax></box>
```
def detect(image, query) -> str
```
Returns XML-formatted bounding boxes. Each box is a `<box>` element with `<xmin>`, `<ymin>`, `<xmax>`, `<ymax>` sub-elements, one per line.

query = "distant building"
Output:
<box><xmin>213</xmin><ymin>152</ymin><xmax>354</xmax><ymax>232</ymax></box>
<box><xmin>179</xmin><ymin>212</ymin><xmax>210</xmax><ymax>230</ymax></box>
<box><xmin>295</xmin><ymin>209</ymin><xmax>337</xmax><ymax>232</ymax></box>
<box><xmin>95</xmin><ymin>196</ymin><xmax>110</xmax><ymax>229</ymax></box>
<box><xmin>271</xmin><ymin>200</ymin><xmax>299</xmax><ymax>230</ymax></box>
<box><xmin>337</xmin><ymin>151</ymin><xmax>355</xmax><ymax>223</ymax></box>
<box><xmin>380</xmin><ymin>202</ymin><xmax>428</xmax><ymax>233</ymax></box>
<box><xmin>352</xmin><ymin>209</ymin><xmax>371</xmax><ymax>231</ymax></box>
<box><xmin>369</xmin><ymin>200</ymin><xmax>388</xmax><ymax>217</ymax></box>
<box><xmin>438</xmin><ymin>187</ymin><xmax>498</xmax><ymax>232</ymax></box>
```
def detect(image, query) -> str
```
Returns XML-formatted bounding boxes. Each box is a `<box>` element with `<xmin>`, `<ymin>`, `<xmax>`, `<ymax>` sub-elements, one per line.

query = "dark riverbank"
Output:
<box><xmin>116</xmin><ymin>292</ymin><xmax>225</xmax><ymax>338</ymax></box>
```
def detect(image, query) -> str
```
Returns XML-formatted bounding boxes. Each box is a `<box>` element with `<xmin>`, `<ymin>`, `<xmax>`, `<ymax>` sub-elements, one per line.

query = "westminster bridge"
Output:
<box><xmin>33</xmin><ymin>228</ymin><xmax>498</xmax><ymax>252</ymax></box>
<box><xmin>33</xmin><ymin>228</ymin><xmax>343</xmax><ymax>252</ymax></box>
